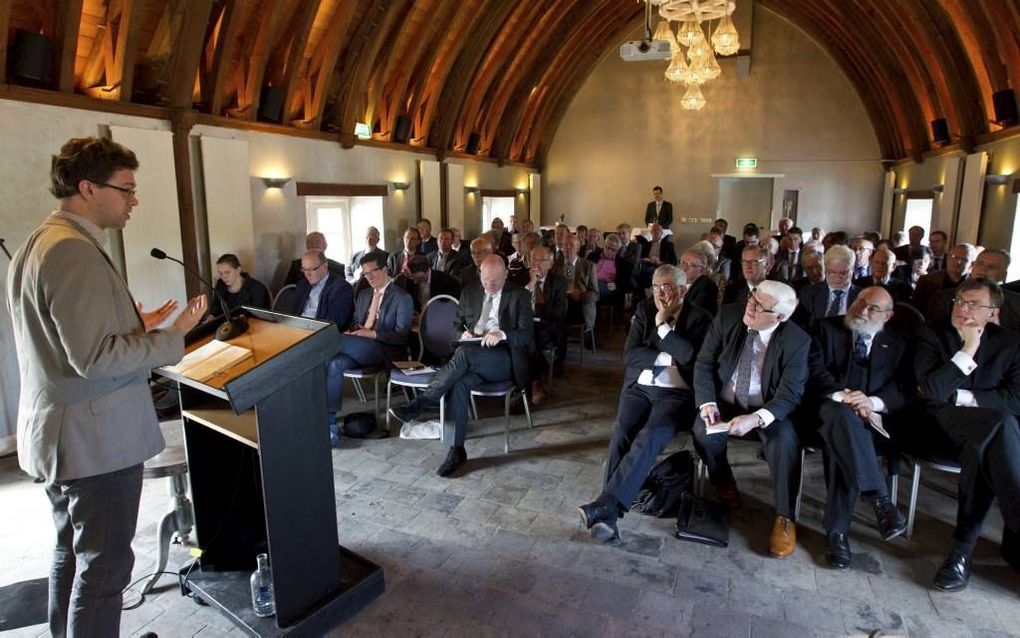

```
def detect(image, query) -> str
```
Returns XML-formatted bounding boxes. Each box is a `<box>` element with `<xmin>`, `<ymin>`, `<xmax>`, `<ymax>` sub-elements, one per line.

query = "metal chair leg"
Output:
<box><xmin>795</xmin><ymin>447</ymin><xmax>807</xmax><ymax>521</ymax></box>
<box><xmin>470</xmin><ymin>395</ymin><xmax>479</xmax><ymax>421</ymax></box>
<box><xmin>385</xmin><ymin>381</ymin><xmax>393</xmax><ymax>432</ymax></box>
<box><xmin>521</xmin><ymin>391</ymin><xmax>533</xmax><ymax>428</ymax></box>
<box><xmin>352</xmin><ymin>378</ymin><xmax>367</xmax><ymax>402</ymax></box>
<box><xmin>373</xmin><ymin>373</ymin><xmax>381</xmax><ymax>419</ymax></box>
<box><xmin>907</xmin><ymin>461</ymin><xmax>922</xmax><ymax>539</ymax></box>
<box><xmin>504</xmin><ymin>393</ymin><xmax>511</xmax><ymax>453</ymax></box>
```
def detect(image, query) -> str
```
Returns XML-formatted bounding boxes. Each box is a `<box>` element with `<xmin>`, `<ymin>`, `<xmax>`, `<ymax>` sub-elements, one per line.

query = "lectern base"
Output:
<box><xmin>179</xmin><ymin>546</ymin><xmax>384</xmax><ymax>637</ymax></box>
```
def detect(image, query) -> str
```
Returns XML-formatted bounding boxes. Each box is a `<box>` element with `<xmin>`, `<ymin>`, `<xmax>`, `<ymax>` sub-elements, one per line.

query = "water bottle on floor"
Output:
<box><xmin>250</xmin><ymin>553</ymin><xmax>276</xmax><ymax>617</ymax></box>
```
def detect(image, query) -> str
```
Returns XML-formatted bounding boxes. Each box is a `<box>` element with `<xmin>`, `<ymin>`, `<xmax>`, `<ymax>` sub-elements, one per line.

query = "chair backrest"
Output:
<box><xmin>272</xmin><ymin>284</ymin><xmax>297</xmax><ymax>312</ymax></box>
<box><xmin>887</xmin><ymin>301</ymin><xmax>924</xmax><ymax>336</ymax></box>
<box><xmin>419</xmin><ymin>294</ymin><xmax>459</xmax><ymax>361</ymax></box>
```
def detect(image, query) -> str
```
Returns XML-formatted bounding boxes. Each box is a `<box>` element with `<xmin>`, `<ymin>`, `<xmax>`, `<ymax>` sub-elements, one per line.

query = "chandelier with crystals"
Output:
<box><xmin>647</xmin><ymin>0</ymin><xmax>740</xmax><ymax>111</ymax></box>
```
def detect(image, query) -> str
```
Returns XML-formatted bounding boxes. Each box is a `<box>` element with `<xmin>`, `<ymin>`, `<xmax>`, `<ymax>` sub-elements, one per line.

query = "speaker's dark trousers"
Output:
<box><xmin>933</xmin><ymin>407</ymin><xmax>1020</xmax><ymax>548</ymax></box>
<box><xmin>818</xmin><ymin>401</ymin><xmax>890</xmax><ymax>533</ymax></box>
<box><xmin>45</xmin><ymin>463</ymin><xmax>144</xmax><ymax>638</ymax></box>
<box><xmin>693</xmin><ymin>401</ymin><xmax>800</xmax><ymax>519</ymax></box>
<box><xmin>326</xmin><ymin>333</ymin><xmax>386</xmax><ymax>413</ymax></box>
<box><xmin>602</xmin><ymin>384</ymin><xmax>695</xmax><ymax>513</ymax></box>
<box><xmin>417</xmin><ymin>344</ymin><xmax>512</xmax><ymax>446</ymax></box>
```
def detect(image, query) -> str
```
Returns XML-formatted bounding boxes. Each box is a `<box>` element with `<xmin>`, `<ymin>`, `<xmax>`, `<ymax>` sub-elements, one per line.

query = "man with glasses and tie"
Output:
<box><xmin>915</xmin><ymin>277</ymin><xmax>1020</xmax><ymax>591</ymax></box>
<box><xmin>692</xmin><ymin>280</ymin><xmax>810</xmax><ymax>557</ymax></box>
<box><xmin>722</xmin><ymin>244</ymin><xmax>770</xmax><ymax>306</ymax></box>
<box><xmin>807</xmin><ymin>287</ymin><xmax>911</xmax><ymax>569</ymax></box>
<box><xmin>389</xmin><ymin>254</ymin><xmax>533</xmax><ymax>476</ymax></box>
<box><xmin>578</xmin><ymin>265</ymin><xmax>712</xmax><ymax>543</ymax></box>
<box><xmin>324</xmin><ymin>252</ymin><xmax>413</xmax><ymax>443</ymax></box>
<box><xmin>796</xmin><ymin>244</ymin><xmax>860</xmax><ymax>327</ymax></box>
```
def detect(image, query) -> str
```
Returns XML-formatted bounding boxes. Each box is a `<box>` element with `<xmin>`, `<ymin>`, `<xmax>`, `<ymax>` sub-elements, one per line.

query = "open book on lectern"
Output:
<box><xmin>163</xmin><ymin>339</ymin><xmax>254</xmax><ymax>382</ymax></box>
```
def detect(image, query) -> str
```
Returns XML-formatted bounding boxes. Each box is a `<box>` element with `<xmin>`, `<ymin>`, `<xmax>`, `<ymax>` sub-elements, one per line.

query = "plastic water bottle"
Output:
<box><xmin>250</xmin><ymin>553</ymin><xmax>275</xmax><ymax>617</ymax></box>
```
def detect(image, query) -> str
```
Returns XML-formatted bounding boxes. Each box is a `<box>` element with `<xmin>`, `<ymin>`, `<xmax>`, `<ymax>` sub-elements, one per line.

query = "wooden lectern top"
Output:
<box><xmin>183</xmin><ymin>317</ymin><xmax>312</xmax><ymax>390</ymax></box>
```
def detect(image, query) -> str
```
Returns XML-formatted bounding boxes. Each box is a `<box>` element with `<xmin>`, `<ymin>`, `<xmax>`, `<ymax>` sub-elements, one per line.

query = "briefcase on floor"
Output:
<box><xmin>674</xmin><ymin>492</ymin><xmax>729</xmax><ymax>547</ymax></box>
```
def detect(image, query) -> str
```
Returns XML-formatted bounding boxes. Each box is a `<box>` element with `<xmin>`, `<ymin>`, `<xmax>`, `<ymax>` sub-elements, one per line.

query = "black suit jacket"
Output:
<box><xmin>397</xmin><ymin>269</ymin><xmax>462</xmax><ymax>312</ymax></box>
<box><xmin>419</xmin><ymin>236</ymin><xmax>438</xmax><ymax>255</ymax></box>
<box><xmin>694</xmin><ymin>304</ymin><xmax>810</xmax><ymax>422</ymax></box>
<box><xmin>915</xmin><ymin>319</ymin><xmax>1020</xmax><ymax>415</ymax></box>
<box><xmin>624</xmin><ymin>298</ymin><xmax>712</xmax><ymax>389</ymax></box>
<box><xmin>912</xmin><ymin>271</ymin><xmax>963</xmax><ymax>321</ymax></box>
<box><xmin>644</xmin><ymin>200</ymin><xmax>673</xmax><ymax>228</ymax></box>
<box><xmin>722</xmin><ymin>280</ymin><xmax>754</xmax><ymax>307</ymax></box>
<box><xmin>686</xmin><ymin>275</ymin><xmax>719</xmax><ymax>315</ymax></box>
<box><xmin>852</xmin><ymin>276</ymin><xmax>914</xmax><ymax>305</ymax></box>
<box><xmin>796</xmin><ymin>281</ymin><xmax>861</xmax><ymax>327</ymax></box>
<box><xmin>347</xmin><ymin>248</ymin><xmax>389</xmax><ymax>278</ymax></box>
<box><xmin>457</xmin><ymin>282</ymin><xmax>534</xmax><ymax>389</ymax></box>
<box><xmin>925</xmin><ymin>286</ymin><xmax>1020</xmax><ymax>333</ymax></box>
<box><xmin>292</xmin><ymin>274</ymin><xmax>354</xmax><ymax>330</ymax></box>
<box><xmin>808</xmin><ymin>317</ymin><xmax>912</xmax><ymax>413</ymax></box>
<box><xmin>532</xmin><ymin>274</ymin><xmax>568</xmax><ymax>347</ymax></box>
<box><xmin>426</xmin><ymin>249</ymin><xmax>465</xmax><ymax>276</ymax></box>
<box><xmin>635</xmin><ymin>237</ymin><xmax>677</xmax><ymax>266</ymax></box>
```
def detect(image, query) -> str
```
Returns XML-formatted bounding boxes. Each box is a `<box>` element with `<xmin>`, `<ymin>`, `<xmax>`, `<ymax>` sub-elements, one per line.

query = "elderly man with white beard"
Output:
<box><xmin>807</xmin><ymin>286</ymin><xmax>911</xmax><ymax>569</ymax></box>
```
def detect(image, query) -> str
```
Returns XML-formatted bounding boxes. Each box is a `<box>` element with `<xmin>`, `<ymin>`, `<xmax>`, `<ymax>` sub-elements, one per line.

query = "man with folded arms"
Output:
<box><xmin>325</xmin><ymin>252</ymin><xmax>413</xmax><ymax>443</ymax></box>
<box><xmin>389</xmin><ymin>255</ymin><xmax>532</xmax><ymax>476</ymax></box>
<box><xmin>578</xmin><ymin>265</ymin><xmax>711</xmax><ymax>542</ymax></box>
<box><xmin>808</xmin><ymin>286</ymin><xmax>910</xmax><ymax>568</ymax></box>
<box><xmin>693</xmin><ymin>280</ymin><xmax>809</xmax><ymax>557</ymax></box>
<box><xmin>915</xmin><ymin>277</ymin><xmax>1020</xmax><ymax>591</ymax></box>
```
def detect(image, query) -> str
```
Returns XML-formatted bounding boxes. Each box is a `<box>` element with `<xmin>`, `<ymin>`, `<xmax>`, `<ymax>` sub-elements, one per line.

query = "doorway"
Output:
<box><xmin>717</xmin><ymin>177</ymin><xmax>774</xmax><ymax>235</ymax></box>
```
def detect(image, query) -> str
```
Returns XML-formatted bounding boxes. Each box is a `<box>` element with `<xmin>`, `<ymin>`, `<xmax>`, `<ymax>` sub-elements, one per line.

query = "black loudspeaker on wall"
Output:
<box><xmin>930</xmin><ymin>118</ymin><xmax>950</xmax><ymax>144</ymax></box>
<box><xmin>992</xmin><ymin>88</ymin><xmax>1019</xmax><ymax>126</ymax></box>
<box><xmin>465</xmin><ymin>132</ymin><xmax>482</xmax><ymax>155</ymax></box>
<box><xmin>393</xmin><ymin>116</ymin><xmax>412</xmax><ymax>144</ymax></box>
<box><xmin>10</xmin><ymin>29</ymin><xmax>53</xmax><ymax>85</ymax></box>
<box><xmin>258</xmin><ymin>87</ymin><xmax>285</xmax><ymax>123</ymax></box>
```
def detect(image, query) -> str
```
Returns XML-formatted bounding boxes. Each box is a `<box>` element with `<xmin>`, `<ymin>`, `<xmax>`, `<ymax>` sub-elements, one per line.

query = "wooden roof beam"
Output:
<box><xmin>289</xmin><ymin>0</ymin><xmax>358</xmax><ymax>129</ymax></box>
<box><xmin>55</xmin><ymin>0</ymin><xmax>84</xmax><ymax>92</ymax></box>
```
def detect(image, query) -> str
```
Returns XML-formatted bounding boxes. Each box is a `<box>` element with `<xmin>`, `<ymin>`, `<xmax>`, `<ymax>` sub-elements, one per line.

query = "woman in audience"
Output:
<box><xmin>591</xmin><ymin>234</ymin><xmax>628</xmax><ymax>310</ymax></box>
<box><xmin>576</xmin><ymin>224</ymin><xmax>590</xmax><ymax>256</ymax></box>
<box><xmin>587</xmin><ymin>227</ymin><xmax>603</xmax><ymax>257</ymax></box>
<box><xmin>210</xmin><ymin>253</ymin><xmax>271</xmax><ymax>318</ymax></box>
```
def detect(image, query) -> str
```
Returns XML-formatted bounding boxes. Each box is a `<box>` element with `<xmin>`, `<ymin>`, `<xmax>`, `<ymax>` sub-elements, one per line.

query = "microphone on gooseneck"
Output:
<box><xmin>149</xmin><ymin>247</ymin><xmax>249</xmax><ymax>341</ymax></box>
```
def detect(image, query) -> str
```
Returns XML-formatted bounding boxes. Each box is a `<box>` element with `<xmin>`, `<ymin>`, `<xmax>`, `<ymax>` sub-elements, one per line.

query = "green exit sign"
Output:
<box><xmin>354</xmin><ymin>122</ymin><xmax>372</xmax><ymax>139</ymax></box>
<box><xmin>736</xmin><ymin>157</ymin><xmax>758</xmax><ymax>169</ymax></box>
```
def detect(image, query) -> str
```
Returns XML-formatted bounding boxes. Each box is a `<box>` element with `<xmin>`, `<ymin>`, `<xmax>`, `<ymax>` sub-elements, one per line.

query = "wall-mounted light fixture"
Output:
<box><xmin>464</xmin><ymin>186</ymin><xmax>480</xmax><ymax>194</ymax></box>
<box><xmin>516</xmin><ymin>187</ymin><xmax>528</xmax><ymax>195</ymax></box>
<box><xmin>261</xmin><ymin>176</ymin><xmax>291</xmax><ymax>189</ymax></box>
<box><xmin>391</xmin><ymin>181</ymin><xmax>410</xmax><ymax>191</ymax></box>
<box><xmin>931</xmin><ymin>184</ymin><xmax>944</xmax><ymax>194</ymax></box>
<box><xmin>892</xmin><ymin>187</ymin><xmax>907</xmax><ymax>194</ymax></box>
<box><xmin>986</xmin><ymin>174</ymin><xmax>1012</xmax><ymax>186</ymax></box>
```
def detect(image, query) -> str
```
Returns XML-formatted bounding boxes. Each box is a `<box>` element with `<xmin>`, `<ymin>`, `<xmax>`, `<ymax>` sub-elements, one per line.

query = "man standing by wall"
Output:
<box><xmin>7</xmin><ymin>137</ymin><xmax>207</xmax><ymax>635</ymax></box>
<box><xmin>644</xmin><ymin>186</ymin><xmax>673</xmax><ymax>230</ymax></box>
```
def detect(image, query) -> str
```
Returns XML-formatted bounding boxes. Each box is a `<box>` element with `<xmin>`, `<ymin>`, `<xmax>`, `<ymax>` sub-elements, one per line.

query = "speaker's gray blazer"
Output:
<box><xmin>7</xmin><ymin>213</ymin><xmax>185</xmax><ymax>482</ymax></box>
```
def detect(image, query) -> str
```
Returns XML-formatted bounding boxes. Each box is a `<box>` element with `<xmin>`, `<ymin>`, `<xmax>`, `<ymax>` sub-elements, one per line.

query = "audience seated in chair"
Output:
<box><xmin>636</xmin><ymin>223</ymin><xmax>677</xmax><ymax>291</ymax></box>
<box><xmin>387</xmin><ymin>227</ymin><xmax>422</xmax><ymax>279</ymax></box>
<box><xmin>325</xmin><ymin>252</ymin><xmax>413</xmax><ymax>443</ymax></box>
<box><xmin>397</xmin><ymin>255</ymin><xmax>462</xmax><ymax>314</ymax></box>
<box><xmin>853</xmin><ymin>246</ymin><xmax>913</xmax><ymax>304</ymax></box>
<box><xmin>795</xmin><ymin>245</ymin><xmax>860</xmax><ymax>328</ymax></box>
<box><xmin>292</xmin><ymin>249</ymin><xmax>353</xmax><ymax>330</ymax></box>
<box><xmin>283</xmin><ymin>231</ymin><xmax>345</xmax><ymax>287</ymax></box>
<box><xmin>459</xmin><ymin>236</ymin><xmax>494</xmax><ymax>291</ymax></box>
<box><xmin>578</xmin><ymin>265</ymin><xmax>712</xmax><ymax>543</ymax></box>
<box><xmin>559</xmin><ymin>231</ymin><xmax>599</xmax><ymax>359</ymax></box>
<box><xmin>692</xmin><ymin>280</ymin><xmax>809</xmax><ymax>558</ymax></box>
<box><xmin>347</xmin><ymin>226</ymin><xmax>389</xmax><ymax>281</ymax></box>
<box><xmin>427</xmin><ymin>227</ymin><xmax>465</xmax><ymax>276</ymax></box>
<box><xmin>210</xmin><ymin>253</ymin><xmax>270</xmax><ymax>318</ymax></box>
<box><xmin>722</xmin><ymin>243</ymin><xmax>770</xmax><ymax>307</ymax></box>
<box><xmin>526</xmin><ymin>245</ymin><xmax>567</xmax><ymax>404</ymax></box>
<box><xmin>679</xmin><ymin>246</ymin><xmax>718</xmax><ymax>315</ymax></box>
<box><xmin>912</xmin><ymin>243</ymin><xmax>974</xmax><ymax>322</ymax></box>
<box><xmin>389</xmin><ymin>255</ymin><xmax>533</xmax><ymax>477</ymax></box>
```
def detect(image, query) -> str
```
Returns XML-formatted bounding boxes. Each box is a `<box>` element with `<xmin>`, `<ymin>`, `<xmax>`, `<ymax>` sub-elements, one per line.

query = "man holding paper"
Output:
<box><xmin>692</xmin><ymin>280</ymin><xmax>809</xmax><ymax>558</ymax></box>
<box><xmin>807</xmin><ymin>286</ymin><xmax>910</xmax><ymax>569</ymax></box>
<box><xmin>389</xmin><ymin>255</ymin><xmax>533</xmax><ymax>476</ymax></box>
<box><xmin>325</xmin><ymin>251</ymin><xmax>413</xmax><ymax>442</ymax></box>
<box><xmin>578</xmin><ymin>265</ymin><xmax>711</xmax><ymax>543</ymax></box>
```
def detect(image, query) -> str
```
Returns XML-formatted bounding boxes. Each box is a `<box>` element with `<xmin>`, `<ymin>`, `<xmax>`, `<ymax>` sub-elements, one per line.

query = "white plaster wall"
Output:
<box><xmin>544</xmin><ymin>6</ymin><xmax>884</xmax><ymax>250</ymax></box>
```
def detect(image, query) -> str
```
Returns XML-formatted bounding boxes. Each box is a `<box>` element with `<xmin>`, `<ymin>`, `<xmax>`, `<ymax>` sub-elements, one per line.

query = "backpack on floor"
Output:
<box><xmin>631</xmin><ymin>450</ymin><xmax>694</xmax><ymax>518</ymax></box>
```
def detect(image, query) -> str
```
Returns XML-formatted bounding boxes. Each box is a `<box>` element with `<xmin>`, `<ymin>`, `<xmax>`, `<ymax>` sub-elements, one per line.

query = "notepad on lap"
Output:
<box><xmin>704</xmin><ymin>421</ymin><xmax>731</xmax><ymax>435</ymax></box>
<box><xmin>165</xmin><ymin>340</ymin><xmax>253</xmax><ymax>382</ymax></box>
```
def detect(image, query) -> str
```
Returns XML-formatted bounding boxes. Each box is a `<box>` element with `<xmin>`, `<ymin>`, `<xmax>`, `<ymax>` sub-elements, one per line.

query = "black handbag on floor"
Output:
<box><xmin>674</xmin><ymin>492</ymin><xmax>729</xmax><ymax>547</ymax></box>
<box><xmin>631</xmin><ymin>450</ymin><xmax>695</xmax><ymax>518</ymax></box>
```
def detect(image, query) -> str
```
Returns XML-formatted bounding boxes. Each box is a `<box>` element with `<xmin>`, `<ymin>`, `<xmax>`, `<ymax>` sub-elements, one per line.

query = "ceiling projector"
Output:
<box><xmin>620</xmin><ymin>40</ymin><xmax>672</xmax><ymax>62</ymax></box>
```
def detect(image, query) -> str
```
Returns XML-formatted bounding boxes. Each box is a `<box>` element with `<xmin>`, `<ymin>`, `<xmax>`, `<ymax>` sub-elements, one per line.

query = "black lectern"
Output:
<box><xmin>157</xmin><ymin>307</ymin><xmax>384</xmax><ymax>636</ymax></box>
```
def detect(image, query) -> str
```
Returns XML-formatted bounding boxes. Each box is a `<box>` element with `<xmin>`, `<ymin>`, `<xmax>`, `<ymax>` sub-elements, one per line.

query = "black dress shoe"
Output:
<box><xmin>436</xmin><ymin>446</ymin><xmax>467</xmax><ymax>477</ymax></box>
<box><xmin>933</xmin><ymin>548</ymin><xmax>972</xmax><ymax>592</ymax></box>
<box><xmin>870</xmin><ymin>495</ymin><xmax>907</xmax><ymax>541</ymax></box>
<box><xmin>591</xmin><ymin>520</ymin><xmax>621</xmax><ymax>544</ymax></box>
<box><xmin>825</xmin><ymin>532</ymin><xmax>852</xmax><ymax>569</ymax></box>
<box><xmin>1002</xmin><ymin>527</ymin><xmax>1020</xmax><ymax>571</ymax></box>
<box><xmin>578</xmin><ymin>498</ymin><xmax>617</xmax><ymax>530</ymax></box>
<box><xmin>388</xmin><ymin>402</ymin><xmax>420</xmax><ymax>426</ymax></box>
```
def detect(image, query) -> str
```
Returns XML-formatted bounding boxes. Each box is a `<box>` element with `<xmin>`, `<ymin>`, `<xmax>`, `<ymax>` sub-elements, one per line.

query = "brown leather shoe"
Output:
<box><xmin>716</xmin><ymin>482</ymin><xmax>742</xmax><ymax>509</ymax></box>
<box><xmin>531</xmin><ymin>381</ymin><xmax>547</xmax><ymax>405</ymax></box>
<box><xmin>769</xmin><ymin>516</ymin><xmax>796</xmax><ymax>558</ymax></box>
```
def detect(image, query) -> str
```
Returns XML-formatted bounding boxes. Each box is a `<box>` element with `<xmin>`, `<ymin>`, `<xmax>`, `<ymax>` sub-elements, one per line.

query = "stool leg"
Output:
<box><xmin>141</xmin><ymin>511</ymin><xmax>177</xmax><ymax>595</ymax></box>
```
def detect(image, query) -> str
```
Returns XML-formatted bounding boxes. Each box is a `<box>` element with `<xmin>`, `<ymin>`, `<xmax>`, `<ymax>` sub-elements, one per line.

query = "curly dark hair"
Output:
<box><xmin>50</xmin><ymin>137</ymin><xmax>139</xmax><ymax>199</ymax></box>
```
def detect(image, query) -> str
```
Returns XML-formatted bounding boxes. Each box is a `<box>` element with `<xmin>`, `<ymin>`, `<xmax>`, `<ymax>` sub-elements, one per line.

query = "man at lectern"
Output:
<box><xmin>325</xmin><ymin>251</ymin><xmax>413</xmax><ymax>443</ymax></box>
<box><xmin>6</xmin><ymin>136</ymin><xmax>206</xmax><ymax>636</ymax></box>
<box><xmin>389</xmin><ymin>254</ymin><xmax>533</xmax><ymax>476</ymax></box>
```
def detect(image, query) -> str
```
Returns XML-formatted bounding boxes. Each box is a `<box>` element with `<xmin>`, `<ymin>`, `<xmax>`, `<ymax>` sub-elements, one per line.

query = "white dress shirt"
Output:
<box><xmin>713</xmin><ymin>321</ymin><xmax>781</xmax><ymax>426</ymax></box>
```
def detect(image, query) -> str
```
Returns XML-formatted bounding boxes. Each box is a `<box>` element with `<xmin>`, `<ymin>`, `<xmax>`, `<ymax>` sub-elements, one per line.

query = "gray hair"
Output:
<box><xmin>754</xmin><ymin>280</ymin><xmax>798</xmax><ymax>321</ymax></box>
<box><xmin>654</xmin><ymin>264</ymin><xmax>687</xmax><ymax>288</ymax></box>
<box><xmin>824</xmin><ymin>244</ymin><xmax>855</xmax><ymax>267</ymax></box>
<box><xmin>690</xmin><ymin>240</ymin><xmax>718</xmax><ymax>270</ymax></box>
<box><xmin>604</xmin><ymin>234</ymin><xmax>622</xmax><ymax>250</ymax></box>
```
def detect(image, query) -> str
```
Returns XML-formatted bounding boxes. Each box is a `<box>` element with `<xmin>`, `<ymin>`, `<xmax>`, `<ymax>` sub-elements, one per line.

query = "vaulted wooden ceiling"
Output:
<box><xmin>2</xmin><ymin>0</ymin><xmax>1018</xmax><ymax>167</ymax></box>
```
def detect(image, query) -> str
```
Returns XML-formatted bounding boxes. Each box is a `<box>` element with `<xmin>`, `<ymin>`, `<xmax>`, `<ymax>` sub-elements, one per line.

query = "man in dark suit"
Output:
<box><xmin>928</xmin><ymin>230</ymin><xmax>949</xmax><ymax>273</ymax></box>
<box><xmin>346</xmin><ymin>226</ymin><xmax>389</xmax><ymax>280</ymax></box>
<box><xmin>808</xmin><ymin>287</ymin><xmax>911</xmax><ymax>569</ymax></box>
<box><xmin>284</xmin><ymin>231</ymin><xmax>345</xmax><ymax>287</ymax></box>
<box><xmin>927</xmin><ymin>248</ymin><xmax>1020</xmax><ymax>332</ymax></box>
<box><xmin>293</xmin><ymin>249</ymin><xmax>354</xmax><ymax>330</ymax></box>
<box><xmin>526</xmin><ymin>245</ymin><xmax>567</xmax><ymax>404</ymax></box>
<box><xmin>387</xmin><ymin>227</ymin><xmax>422</xmax><ymax>278</ymax></box>
<box><xmin>796</xmin><ymin>245</ymin><xmax>860</xmax><ymax>327</ymax></box>
<box><xmin>616</xmin><ymin>223</ymin><xmax>643</xmax><ymax>278</ymax></box>
<box><xmin>913</xmin><ymin>243</ymin><xmax>974</xmax><ymax>322</ymax></box>
<box><xmin>735</xmin><ymin>223</ymin><xmax>760</xmax><ymax>257</ymax></box>
<box><xmin>893</xmin><ymin>225</ymin><xmax>925</xmax><ymax>263</ymax></box>
<box><xmin>398</xmin><ymin>255</ymin><xmax>462</xmax><ymax>313</ymax></box>
<box><xmin>637</xmin><ymin>223</ymin><xmax>678</xmax><ymax>291</ymax></box>
<box><xmin>693</xmin><ymin>280</ymin><xmax>810</xmax><ymax>558</ymax></box>
<box><xmin>325</xmin><ymin>252</ymin><xmax>413</xmax><ymax>442</ymax></box>
<box><xmin>851</xmin><ymin>237</ymin><xmax>874</xmax><ymax>280</ymax></box>
<box><xmin>915</xmin><ymin>277</ymin><xmax>1020</xmax><ymax>591</ymax></box>
<box><xmin>426</xmin><ymin>228</ymin><xmax>465</xmax><ymax>276</ymax></box>
<box><xmin>853</xmin><ymin>246</ymin><xmax>913</xmax><ymax>304</ymax></box>
<box><xmin>714</xmin><ymin>219</ymin><xmax>740</xmax><ymax>263</ymax></box>
<box><xmin>389</xmin><ymin>255</ymin><xmax>533</xmax><ymax>476</ymax></box>
<box><xmin>772</xmin><ymin>226</ymin><xmax>805</xmax><ymax>283</ymax></box>
<box><xmin>644</xmin><ymin>185</ymin><xmax>673</xmax><ymax>229</ymax></box>
<box><xmin>459</xmin><ymin>237</ymin><xmax>493</xmax><ymax>291</ymax></box>
<box><xmin>491</xmin><ymin>218</ymin><xmax>515</xmax><ymax>256</ymax></box>
<box><xmin>792</xmin><ymin>250</ymin><xmax>825</xmax><ymax>292</ymax></box>
<box><xmin>417</xmin><ymin>218</ymin><xmax>438</xmax><ymax>255</ymax></box>
<box><xmin>722</xmin><ymin>244</ymin><xmax>770</xmax><ymax>307</ymax></box>
<box><xmin>579</xmin><ymin>265</ymin><xmax>712</xmax><ymax>543</ymax></box>
<box><xmin>680</xmin><ymin>248</ymin><xmax>718</xmax><ymax>315</ymax></box>
<box><xmin>560</xmin><ymin>232</ymin><xmax>599</xmax><ymax>357</ymax></box>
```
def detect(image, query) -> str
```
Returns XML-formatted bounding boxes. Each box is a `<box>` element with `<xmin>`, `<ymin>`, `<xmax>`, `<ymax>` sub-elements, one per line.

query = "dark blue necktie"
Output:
<box><xmin>854</xmin><ymin>333</ymin><xmax>868</xmax><ymax>364</ymax></box>
<box><xmin>826</xmin><ymin>289</ymin><xmax>844</xmax><ymax>317</ymax></box>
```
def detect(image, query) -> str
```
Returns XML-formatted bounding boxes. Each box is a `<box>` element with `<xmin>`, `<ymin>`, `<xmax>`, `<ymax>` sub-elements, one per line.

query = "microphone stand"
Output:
<box><xmin>0</xmin><ymin>238</ymin><xmax>11</xmax><ymax>261</ymax></box>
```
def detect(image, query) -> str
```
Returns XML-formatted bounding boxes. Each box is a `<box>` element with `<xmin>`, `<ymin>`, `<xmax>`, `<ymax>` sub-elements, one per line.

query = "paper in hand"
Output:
<box><xmin>704</xmin><ymin>420</ymin><xmax>731</xmax><ymax>435</ymax></box>
<box><xmin>868</xmin><ymin>412</ymin><xmax>890</xmax><ymax>439</ymax></box>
